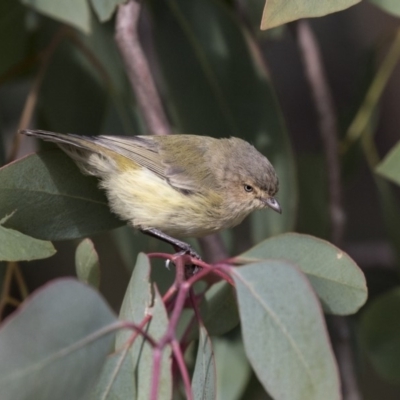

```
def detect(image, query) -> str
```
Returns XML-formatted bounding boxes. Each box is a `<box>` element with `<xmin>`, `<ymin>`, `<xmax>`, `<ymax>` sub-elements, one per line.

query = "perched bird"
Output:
<box><xmin>20</xmin><ymin>130</ymin><xmax>281</xmax><ymax>257</ymax></box>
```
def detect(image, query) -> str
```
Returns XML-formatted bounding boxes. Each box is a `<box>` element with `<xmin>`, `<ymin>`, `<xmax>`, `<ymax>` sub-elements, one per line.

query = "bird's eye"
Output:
<box><xmin>244</xmin><ymin>184</ymin><xmax>253</xmax><ymax>193</ymax></box>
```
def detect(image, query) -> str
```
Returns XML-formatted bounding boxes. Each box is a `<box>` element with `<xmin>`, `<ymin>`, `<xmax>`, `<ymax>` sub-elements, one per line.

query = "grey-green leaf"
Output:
<box><xmin>0</xmin><ymin>223</ymin><xmax>56</xmax><ymax>261</ymax></box>
<box><xmin>368</xmin><ymin>0</ymin><xmax>400</xmax><ymax>17</ymax></box>
<box><xmin>90</xmin><ymin>352</ymin><xmax>135</xmax><ymax>400</ymax></box>
<box><xmin>90</xmin><ymin>0</ymin><xmax>126</xmax><ymax>22</ymax></box>
<box><xmin>360</xmin><ymin>287</ymin><xmax>400</xmax><ymax>384</ymax></box>
<box><xmin>21</xmin><ymin>0</ymin><xmax>91</xmax><ymax>33</ymax></box>
<box><xmin>192</xmin><ymin>325</ymin><xmax>216</xmax><ymax>400</ymax></box>
<box><xmin>213</xmin><ymin>336</ymin><xmax>251</xmax><ymax>400</ymax></box>
<box><xmin>260</xmin><ymin>0</ymin><xmax>361</xmax><ymax>30</ymax></box>
<box><xmin>0</xmin><ymin>278</ymin><xmax>117</xmax><ymax>400</ymax></box>
<box><xmin>75</xmin><ymin>238</ymin><xmax>100</xmax><ymax>288</ymax></box>
<box><xmin>0</xmin><ymin>1</ymin><xmax>28</xmax><ymax>76</ymax></box>
<box><xmin>376</xmin><ymin>141</ymin><xmax>400</xmax><ymax>186</ymax></box>
<box><xmin>0</xmin><ymin>150</ymin><xmax>123</xmax><ymax>240</ymax></box>
<box><xmin>115</xmin><ymin>253</ymin><xmax>172</xmax><ymax>400</ymax></box>
<box><xmin>202</xmin><ymin>281</ymin><xmax>239</xmax><ymax>337</ymax></box>
<box><xmin>232</xmin><ymin>261</ymin><xmax>340</xmax><ymax>400</ymax></box>
<box><xmin>235</xmin><ymin>233</ymin><xmax>367</xmax><ymax>315</ymax></box>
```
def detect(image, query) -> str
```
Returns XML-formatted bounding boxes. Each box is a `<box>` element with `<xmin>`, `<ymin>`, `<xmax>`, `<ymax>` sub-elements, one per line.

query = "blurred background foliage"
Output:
<box><xmin>1</xmin><ymin>0</ymin><xmax>400</xmax><ymax>398</ymax></box>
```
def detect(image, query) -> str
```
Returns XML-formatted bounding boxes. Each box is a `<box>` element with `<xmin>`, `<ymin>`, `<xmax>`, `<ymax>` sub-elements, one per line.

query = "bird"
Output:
<box><xmin>20</xmin><ymin>130</ymin><xmax>281</xmax><ymax>258</ymax></box>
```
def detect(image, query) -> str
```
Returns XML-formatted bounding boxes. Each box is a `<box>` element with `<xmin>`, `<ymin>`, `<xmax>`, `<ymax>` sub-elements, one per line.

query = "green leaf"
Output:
<box><xmin>232</xmin><ymin>261</ymin><xmax>340</xmax><ymax>400</ymax></box>
<box><xmin>213</xmin><ymin>335</ymin><xmax>251</xmax><ymax>400</ymax></box>
<box><xmin>90</xmin><ymin>353</ymin><xmax>135</xmax><ymax>400</ymax></box>
<box><xmin>111</xmin><ymin>226</ymin><xmax>176</xmax><ymax>298</ymax></box>
<box><xmin>0</xmin><ymin>278</ymin><xmax>117</xmax><ymax>400</ymax></box>
<box><xmin>0</xmin><ymin>123</ymin><xmax>5</xmax><ymax>167</ymax></box>
<box><xmin>0</xmin><ymin>1</ymin><xmax>28</xmax><ymax>76</ymax></box>
<box><xmin>75</xmin><ymin>238</ymin><xmax>100</xmax><ymax>288</ymax></box>
<box><xmin>78</xmin><ymin>16</ymin><xmax>141</xmax><ymax>135</ymax></box>
<box><xmin>376</xmin><ymin>141</ymin><xmax>400</xmax><ymax>186</ymax></box>
<box><xmin>38</xmin><ymin>39</ymin><xmax>107</xmax><ymax>135</ymax></box>
<box><xmin>368</xmin><ymin>0</ymin><xmax>400</xmax><ymax>17</ymax></box>
<box><xmin>192</xmin><ymin>325</ymin><xmax>216</xmax><ymax>400</ymax></box>
<box><xmin>360</xmin><ymin>287</ymin><xmax>400</xmax><ymax>384</ymax></box>
<box><xmin>372</xmin><ymin>175</ymin><xmax>400</xmax><ymax>268</ymax></box>
<box><xmin>296</xmin><ymin>155</ymin><xmax>330</xmax><ymax>239</ymax></box>
<box><xmin>0</xmin><ymin>150</ymin><xmax>123</xmax><ymax>240</ymax></box>
<box><xmin>181</xmin><ymin>281</ymin><xmax>239</xmax><ymax>343</ymax></box>
<box><xmin>235</xmin><ymin>233</ymin><xmax>367</xmax><ymax>315</ymax></box>
<box><xmin>0</xmin><ymin>223</ymin><xmax>56</xmax><ymax>262</ymax></box>
<box><xmin>148</xmin><ymin>0</ymin><xmax>296</xmax><ymax>238</ymax></box>
<box><xmin>21</xmin><ymin>0</ymin><xmax>91</xmax><ymax>33</ymax></box>
<box><xmin>260</xmin><ymin>0</ymin><xmax>361</xmax><ymax>30</ymax></box>
<box><xmin>202</xmin><ymin>281</ymin><xmax>239</xmax><ymax>336</ymax></box>
<box><xmin>90</xmin><ymin>0</ymin><xmax>125</xmax><ymax>22</ymax></box>
<box><xmin>115</xmin><ymin>254</ymin><xmax>172</xmax><ymax>400</ymax></box>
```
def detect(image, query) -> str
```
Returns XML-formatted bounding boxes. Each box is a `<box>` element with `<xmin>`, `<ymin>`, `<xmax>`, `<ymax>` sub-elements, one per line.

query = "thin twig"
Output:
<box><xmin>0</xmin><ymin>263</ymin><xmax>14</xmax><ymax>318</ymax></box>
<box><xmin>13</xmin><ymin>262</ymin><xmax>29</xmax><ymax>299</ymax></box>
<box><xmin>171</xmin><ymin>339</ymin><xmax>193</xmax><ymax>400</ymax></box>
<box><xmin>296</xmin><ymin>20</ymin><xmax>360</xmax><ymax>400</ymax></box>
<box><xmin>7</xmin><ymin>27</ymin><xmax>67</xmax><ymax>163</ymax></box>
<box><xmin>150</xmin><ymin>257</ymin><xmax>194</xmax><ymax>400</ymax></box>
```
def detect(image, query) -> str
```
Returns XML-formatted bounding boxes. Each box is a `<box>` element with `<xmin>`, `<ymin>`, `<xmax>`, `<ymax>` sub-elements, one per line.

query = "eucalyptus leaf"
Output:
<box><xmin>376</xmin><ymin>141</ymin><xmax>400</xmax><ymax>186</ymax></box>
<box><xmin>115</xmin><ymin>254</ymin><xmax>172</xmax><ymax>400</ymax></box>
<box><xmin>0</xmin><ymin>223</ymin><xmax>56</xmax><ymax>261</ymax></box>
<box><xmin>78</xmin><ymin>16</ymin><xmax>141</xmax><ymax>135</ymax></box>
<box><xmin>372</xmin><ymin>175</ymin><xmax>400</xmax><ymax>268</ymax></box>
<box><xmin>0</xmin><ymin>278</ymin><xmax>117</xmax><ymax>400</ymax></box>
<box><xmin>213</xmin><ymin>336</ymin><xmax>251</xmax><ymax>400</ymax></box>
<box><xmin>192</xmin><ymin>325</ymin><xmax>216</xmax><ymax>400</ymax></box>
<box><xmin>0</xmin><ymin>1</ymin><xmax>27</xmax><ymax>76</ymax></box>
<box><xmin>260</xmin><ymin>0</ymin><xmax>361</xmax><ymax>30</ymax></box>
<box><xmin>360</xmin><ymin>287</ymin><xmax>400</xmax><ymax>384</ymax></box>
<box><xmin>90</xmin><ymin>352</ymin><xmax>135</xmax><ymax>400</ymax></box>
<box><xmin>21</xmin><ymin>0</ymin><xmax>91</xmax><ymax>33</ymax></box>
<box><xmin>38</xmin><ymin>39</ymin><xmax>107</xmax><ymax>135</ymax></box>
<box><xmin>0</xmin><ymin>150</ymin><xmax>123</xmax><ymax>240</ymax></box>
<box><xmin>235</xmin><ymin>233</ymin><xmax>367</xmax><ymax>315</ymax></box>
<box><xmin>75</xmin><ymin>238</ymin><xmax>100</xmax><ymax>288</ymax></box>
<box><xmin>232</xmin><ymin>261</ymin><xmax>340</xmax><ymax>400</ymax></box>
<box><xmin>90</xmin><ymin>0</ymin><xmax>126</xmax><ymax>22</ymax></box>
<box><xmin>202</xmin><ymin>281</ymin><xmax>239</xmax><ymax>337</ymax></box>
<box><xmin>368</xmin><ymin>0</ymin><xmax>400</xmax><ymax>17</ymax></box>
<box><xmin>296</xmin><ymin>155</ymin><xmax>330</xmax><ymax>239</ymax></box>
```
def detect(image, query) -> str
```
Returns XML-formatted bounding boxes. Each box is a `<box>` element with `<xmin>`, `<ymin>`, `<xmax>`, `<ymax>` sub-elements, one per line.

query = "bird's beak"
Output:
<box><xmin>263</xmin><ymin>197</ymin><xmax>282</xmax><ymax>214</ymax></box>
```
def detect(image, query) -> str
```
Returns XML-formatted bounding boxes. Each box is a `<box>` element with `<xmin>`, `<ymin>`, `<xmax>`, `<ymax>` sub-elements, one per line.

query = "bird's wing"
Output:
<box><xmin>95</xmin><ymin>135</ymin><xmax>166</xmax><ymax>177</ymax></box>
<box><xmin>20</xmin><ymin>131</ymin><xmax>214</xmax><ymax>193</ymax></box>
<box><xmin>96</xmin><ymin>135</ymin><xmax>215</xmax><ymax>194</ymax></box>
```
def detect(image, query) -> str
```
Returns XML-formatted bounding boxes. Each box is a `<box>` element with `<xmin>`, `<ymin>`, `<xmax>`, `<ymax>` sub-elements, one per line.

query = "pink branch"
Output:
<box><xmin>115</xmin><ymin>0</ymin><xmax>170</xmax><ymax>135</ymax></box>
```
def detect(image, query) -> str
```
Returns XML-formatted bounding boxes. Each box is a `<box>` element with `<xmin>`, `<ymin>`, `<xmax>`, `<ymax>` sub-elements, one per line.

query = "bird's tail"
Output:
<box><xmin>20</xmin><ymin>129</ymin><xmax>118</xmax><ymax>177</ymax></box>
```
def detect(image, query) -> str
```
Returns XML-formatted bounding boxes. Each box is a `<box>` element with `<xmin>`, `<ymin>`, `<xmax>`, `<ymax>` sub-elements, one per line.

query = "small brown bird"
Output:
<box><xmin>20</xmin><ymin>130</ymin><xmax>281</xmax><ymax>257</ymax></box>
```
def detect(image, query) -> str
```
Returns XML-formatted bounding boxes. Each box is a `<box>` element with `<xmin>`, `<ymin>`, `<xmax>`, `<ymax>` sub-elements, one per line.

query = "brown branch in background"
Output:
<box><xmin>331</xmin><ymin>316</ymin><xmax>362</xmax><ymax>400</ymax></box>
<box><xmin>198</xmin><ymin>234</ymin><xmax>228</xmax><ymax>263</ymax></box>
<box><xmin>115</xmin><ymin>0</ymin><xmax>170</xmax><ymax>136</ymax></box>
<box><xmin>114</xmin><ymin>0</ymin><xmax>228</xmax><ymax>260</ymax></box>
<box><xmin>7</xmin><ymin>27</ymin><xmax>68</xmax><ymax>163</ymax></box>
<box><xmin>296</xmin><ymin>20</ymin><xmax>344</xmax><ymax>246</ymax></box>
<box><xmin>295</xmin><ymin>20</ymin><xmax>360</xmax><ymax>400</ymax></box>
